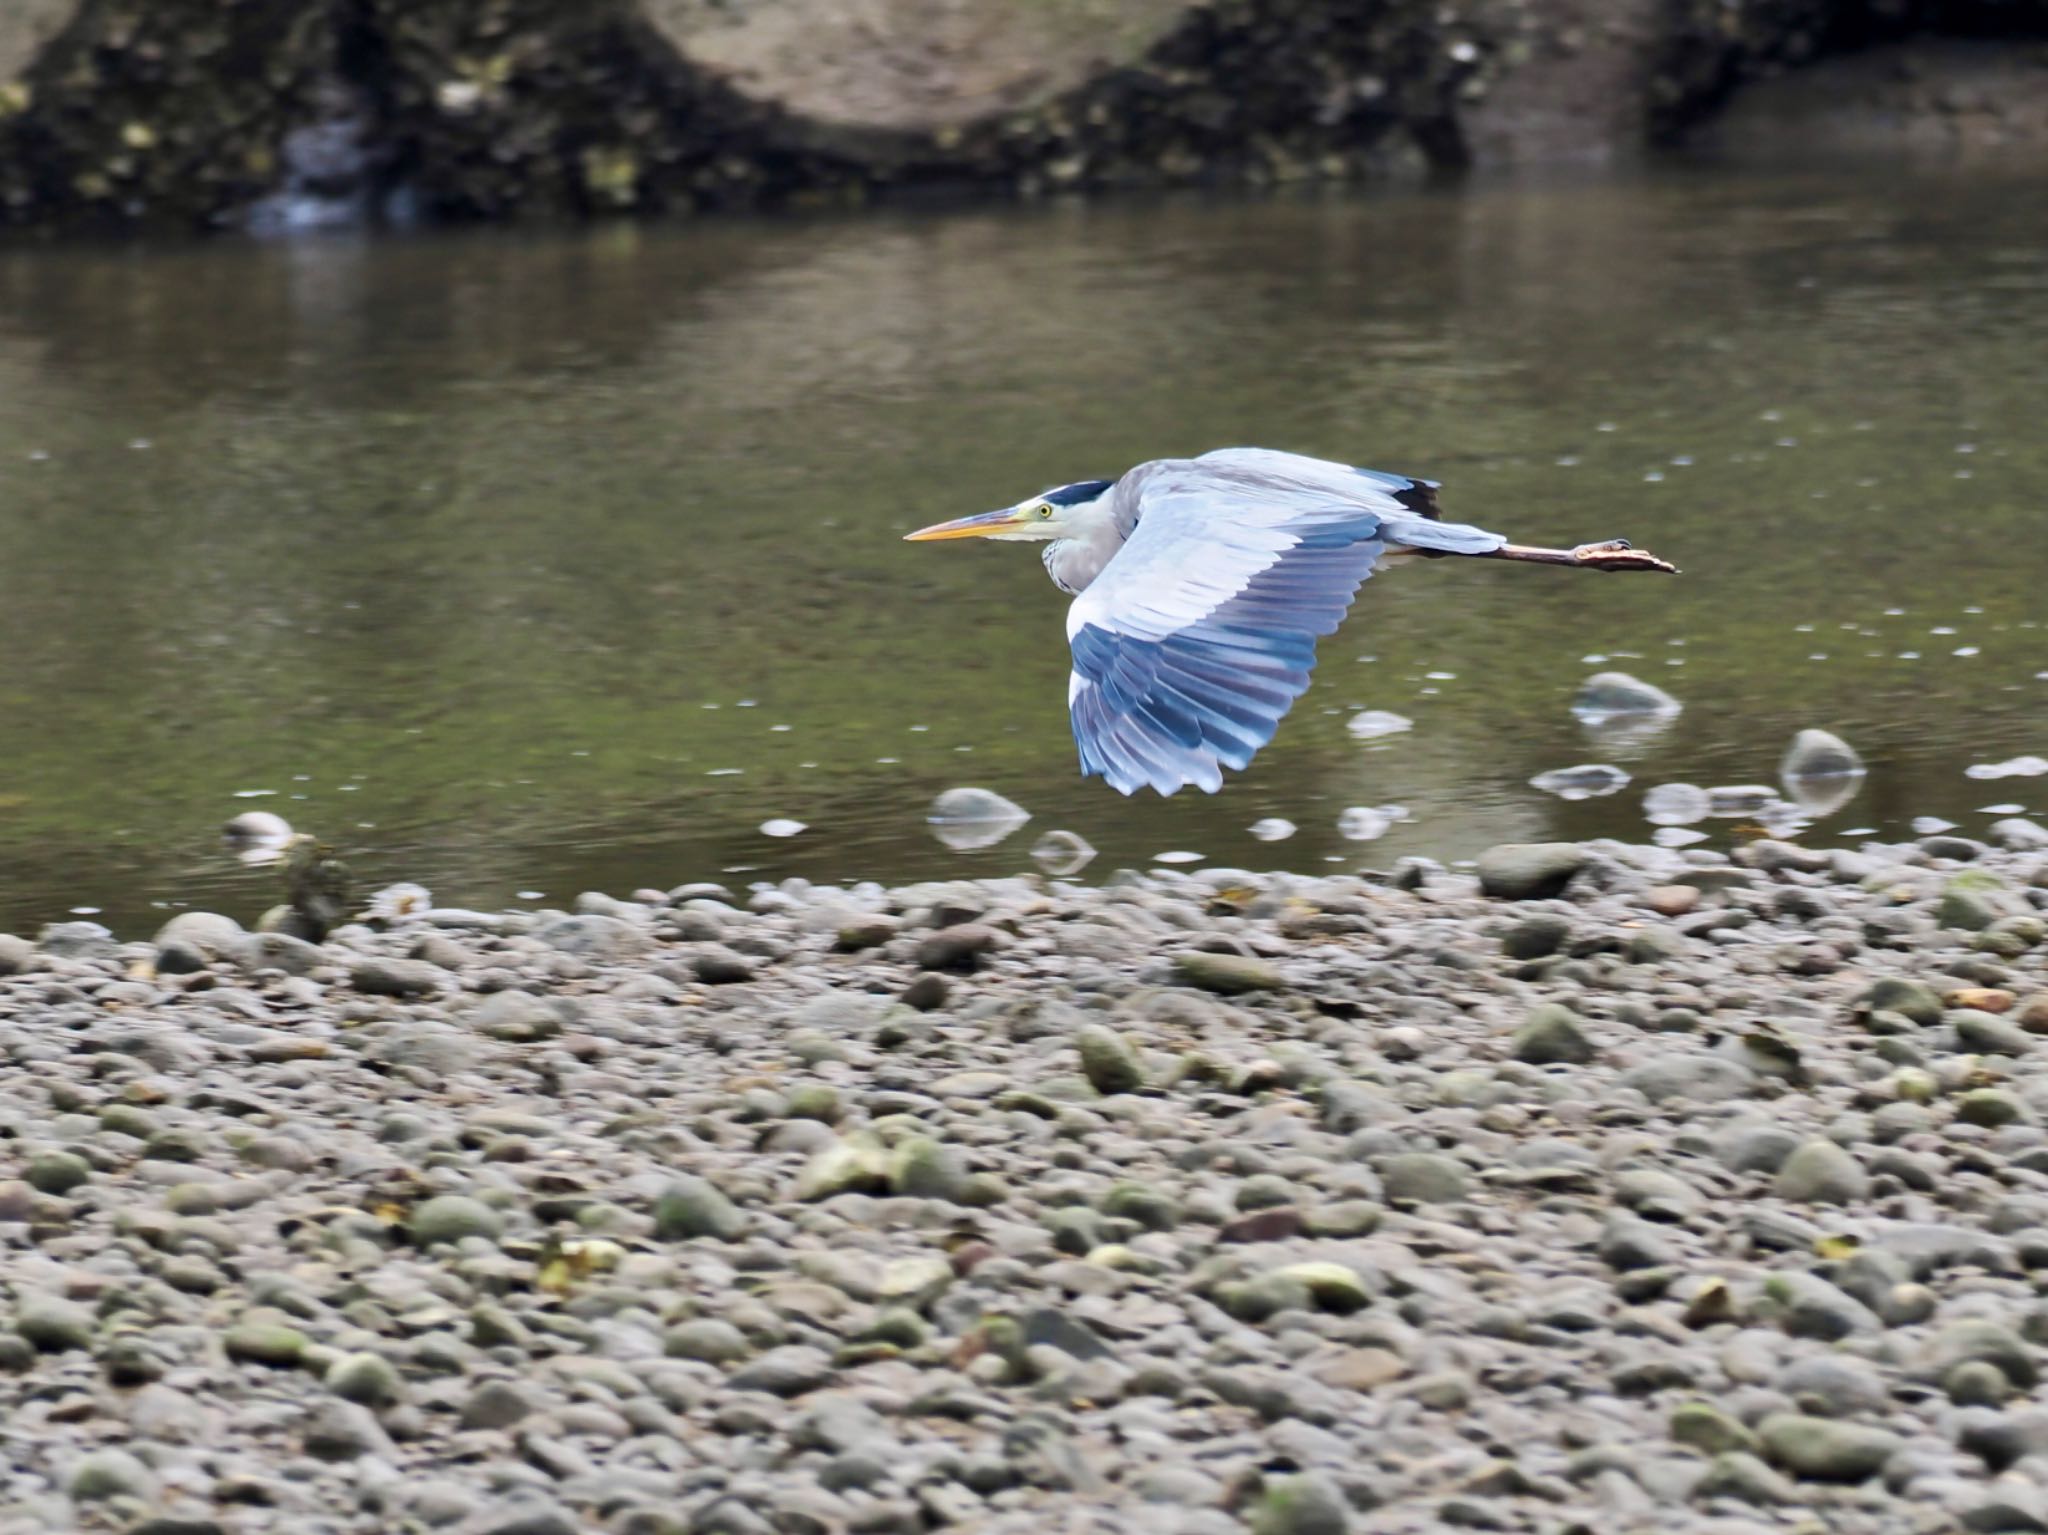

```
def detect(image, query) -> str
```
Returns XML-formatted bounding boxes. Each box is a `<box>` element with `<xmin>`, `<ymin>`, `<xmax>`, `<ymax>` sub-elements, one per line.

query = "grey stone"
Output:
<box><xmin>1773</xmin><ymin>1139</ymin><xmax>1869</xmax><ymax>1205</ymax></box>
<box><xmin>1620</xmin><ymin>1056</ymin><xmax>1755</xmax><ymax>1104</ymax></box>
<box><xmin>728</xmin><ymin>1344</ymin><xmax>834</xmax><ymax>1397</ymax></box>
<box><xmin>350</xmin><ymin>957</ymin><xmax>445</xmax><ymax>997</ymax></box>
<box><xmin>461</xmin><ymin>1379</ymin><xmax>540</xmax><ymax>1430</ymax></box>
<box><xmin>1758</xmin><ymin>1413</ymin><xmax>1901</xmax><ymax>1481</ymax></box>
<box><xmin>666</xmin><ymin>1319</ymin><xmax>749</xmax><ymax>1364</ymax></box>
<box><xmin>1477</xmin><ymin>842</ymin><xmax>1588</xmax><ymax>900</ymax></box>
<box><xmin>1378</xmin><ymin>1153</ymin><xmax>1469</xmax><ymax>1205</ymax></box>
<box><xmin>409</xmin><ymin>1194</ymin><xmax>503</xmax><ymax>1246</ymax></box>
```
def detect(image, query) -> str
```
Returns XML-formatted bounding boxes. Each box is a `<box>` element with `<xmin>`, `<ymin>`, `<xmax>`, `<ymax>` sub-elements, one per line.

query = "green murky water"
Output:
<box><xmin>2</xmin><ymin>156</ymin><xmax>2045</xmax><ymax>935</ymax></box>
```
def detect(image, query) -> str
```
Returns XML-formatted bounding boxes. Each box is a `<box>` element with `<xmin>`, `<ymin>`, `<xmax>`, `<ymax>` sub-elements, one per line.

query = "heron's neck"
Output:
<box><xmin>1041</xmin><ymin>500</ymin><xmax>1126</xmax><ymax>595</ymax></box>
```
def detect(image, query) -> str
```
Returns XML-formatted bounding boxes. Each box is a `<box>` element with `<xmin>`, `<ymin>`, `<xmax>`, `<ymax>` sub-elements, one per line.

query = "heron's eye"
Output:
<box><xmin>1036</xmin><ymin>504</ymin><xmax>1053</xmax><ymax>519</ymax></box>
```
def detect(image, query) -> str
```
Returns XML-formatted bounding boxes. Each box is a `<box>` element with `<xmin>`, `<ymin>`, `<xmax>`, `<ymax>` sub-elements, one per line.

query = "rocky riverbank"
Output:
<box><xmin>2</xmin><ymin>1</ymin><xmax>2045</xmax><ymax>231</ymax></box>
<box><xmin>6</xmin><ymin>825</ymin><xmax>2048</xmax><ymax>1533</ymax></box>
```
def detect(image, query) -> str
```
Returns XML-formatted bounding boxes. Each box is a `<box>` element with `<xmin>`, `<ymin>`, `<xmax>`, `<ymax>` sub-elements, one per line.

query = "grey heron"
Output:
<box><xmin>906</xmin><ymin>447</ymin><xmax>1675</xmax><ymax>796</ymax></box>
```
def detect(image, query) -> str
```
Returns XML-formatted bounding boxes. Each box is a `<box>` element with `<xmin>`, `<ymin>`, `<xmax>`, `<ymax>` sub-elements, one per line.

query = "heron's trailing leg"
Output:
<box><xmin>1481</xmin><ymin>538</ymin><xmax>1678</xmax><ymax>575</ymax></box>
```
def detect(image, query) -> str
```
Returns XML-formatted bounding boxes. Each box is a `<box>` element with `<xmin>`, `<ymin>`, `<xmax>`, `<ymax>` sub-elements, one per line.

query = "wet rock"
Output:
<box><xmin>927</xmin><ymin>788</ymin><xmax>1029</xmax><ymax>850</ymax></box>
<box><xmin>1478</xmin><ymin>843</ymin><xmax>1588</xmax><ymax>900</ymax></box>
<box><xmin>1781</xmin><ymin>727</ymin><xmax>1864</xmax><ymax>781</ymax></box>
<box><xmin>1529</xmin><ymin>763</ymin><xmax>1631</xmax><ymax>800</ymax></box>
<box><xmin>1573</xmin><ymin>671</ymin><xmax>1681</xmax><ymax>720</ymax></box>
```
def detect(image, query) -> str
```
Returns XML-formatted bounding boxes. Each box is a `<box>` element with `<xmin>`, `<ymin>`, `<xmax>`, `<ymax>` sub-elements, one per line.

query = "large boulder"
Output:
<box><xmin>0</xmin><ymin>1</ymin><xmax>346</xmax><ymax>230</ymax></box>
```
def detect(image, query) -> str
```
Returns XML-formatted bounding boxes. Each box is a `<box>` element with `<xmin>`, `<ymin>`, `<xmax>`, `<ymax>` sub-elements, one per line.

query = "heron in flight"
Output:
<box><xmin>905</xmin><ymin>448</ymin><xmax>1676</xmax><ymax>796</ymax></box>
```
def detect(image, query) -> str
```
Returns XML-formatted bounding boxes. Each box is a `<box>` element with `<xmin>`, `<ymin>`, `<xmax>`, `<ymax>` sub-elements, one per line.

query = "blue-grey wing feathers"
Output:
<box><xmin>1066</xmin><ymin>449</ymin><xmax>1504</xmax><ymax>795</ymax></box>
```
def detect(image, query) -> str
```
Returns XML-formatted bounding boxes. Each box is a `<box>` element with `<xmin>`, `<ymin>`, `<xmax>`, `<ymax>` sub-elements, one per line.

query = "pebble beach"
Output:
<box><xmin>7</xmin><ymin>824</ymin><xmax>2048</xmax><ymax>1535</ymax></box>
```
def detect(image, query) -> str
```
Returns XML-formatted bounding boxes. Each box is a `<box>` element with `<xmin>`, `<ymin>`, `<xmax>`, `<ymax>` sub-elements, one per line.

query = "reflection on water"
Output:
<box><xmin>1</xmin><ymin>156</ymin><xmax>2046</xmax><ymax>933</ymax></box>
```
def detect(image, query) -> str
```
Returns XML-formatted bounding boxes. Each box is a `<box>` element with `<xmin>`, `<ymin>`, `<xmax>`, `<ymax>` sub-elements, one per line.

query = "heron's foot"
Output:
<box><xmin>1572</xmin><ymin>539</ymin><xmax>1678</xmax><ymax>574</ymax></box>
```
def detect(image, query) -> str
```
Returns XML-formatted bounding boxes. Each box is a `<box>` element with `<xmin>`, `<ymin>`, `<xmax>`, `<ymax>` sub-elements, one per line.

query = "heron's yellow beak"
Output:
<box><xmin>903</xmin><ymin>507</ymin><xmax>1030</xmax><ymax>541</ymax></box>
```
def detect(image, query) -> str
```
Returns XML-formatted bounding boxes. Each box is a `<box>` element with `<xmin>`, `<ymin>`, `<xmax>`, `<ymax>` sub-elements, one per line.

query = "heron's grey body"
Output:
<box><xmin>906</xmin><ymin>446</ymin><xmax>1673</xmax><ymax>797</ymax></box>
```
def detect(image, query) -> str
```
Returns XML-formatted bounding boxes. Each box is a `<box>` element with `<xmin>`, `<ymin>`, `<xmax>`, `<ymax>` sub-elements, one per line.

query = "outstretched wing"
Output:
<box><xmin>1066</xmin><ymin>449</ymin><xmax>1504</xmax><ymax>796</ymax></box>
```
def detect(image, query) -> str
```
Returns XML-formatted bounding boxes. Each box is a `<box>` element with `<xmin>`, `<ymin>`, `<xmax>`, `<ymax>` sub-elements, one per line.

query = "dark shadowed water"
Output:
<box><xmin>2</xmin><ymin>156</ymin><xmax>2045</xmax><ymax>935</ymax></box>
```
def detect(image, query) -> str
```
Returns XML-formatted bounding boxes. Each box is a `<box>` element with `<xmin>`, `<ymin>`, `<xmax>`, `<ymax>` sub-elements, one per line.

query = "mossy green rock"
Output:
<box><xmin>889</xmin><ymin>1136</ymin><xmax>968</xmax><ymax>1202</ymax></box>
<box><xmin>1268</xmin><ymin>1262</ymin><xmax>1373</xmax><ymax>1314</ymax></box>
<box><xmin>1173</xmin><ymin>951</ymin><xmax>1283</xmax><ymax>993</ymax></box>
<box><xmin>1937</xmin><ymin>886</ymin><xmax>2001</xmax><ymax>931</ymax></box>
<box><xmin>1671</xmin><ymin>1400</ymin><xmax>1760</xmax><ymax>1456</ymax></box>
<box><xmin>792</xmin><ymin>1132</ymin><xmax>891</xmax><ymax>1201</ymax></box>
<box><xmin>224</xmin><ymin>1321</ymin><xmax>310</xmax><ymax>1367</ymax></box>
<box><xmin>654</xmin><ymin>1176</ymin><xmax>748</xmax><ymax>1240</ymax></box>
<box><xmin>1251</xmin><ymin>1470</ymin><xmax>1352</xmax><ymax>1535</ymax></box>
<box><xmin>24</xmin><ymin>1150</ymin><xmax>90</xmax><ymax>1196</ymax></box>
<box><xmin>1074</xmin><ymin>1024</ymin><xmax>1144</xmax><ymax>1095</ymax></box>
<box><xmin>1100</xmin><ymin>1181</ymin><xmax>1180</xmax><ymax>1231</ymax></box>
<box><xmin>1857</xmin><ymin>978</ymin><xmax>1943</xmax><ymax>1027</ymax></box>
<box><xmin>324</xmin><ymin>1350</ymin><xmax>405</xmax><ymax>1405</ymax></box>
<box><xmin>1511</xmin><ymin>1003</ymin><xmax>1596</xmax><ymax>1065</ymax></box>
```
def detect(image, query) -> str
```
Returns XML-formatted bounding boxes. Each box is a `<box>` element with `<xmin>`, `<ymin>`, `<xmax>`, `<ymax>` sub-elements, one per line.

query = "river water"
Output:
<box><xmin>1</xmin><ymin>155</ymin><xmax>2043</xmax><ymax>935</ymax></box>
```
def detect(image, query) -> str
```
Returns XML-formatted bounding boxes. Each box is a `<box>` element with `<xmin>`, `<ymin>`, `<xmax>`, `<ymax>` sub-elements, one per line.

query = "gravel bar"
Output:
<box><xmin>6</xmin><ymin>825</ymin><xmax>2048</xmax><ymax>1535</ymax></box>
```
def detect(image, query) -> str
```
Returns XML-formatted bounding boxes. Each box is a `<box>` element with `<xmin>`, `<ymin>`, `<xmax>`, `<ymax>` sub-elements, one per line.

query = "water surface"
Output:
<box><xmin>2</xmin><ymin>158</ymin><xmax>2044</xmax><ymax>933</ymax></box>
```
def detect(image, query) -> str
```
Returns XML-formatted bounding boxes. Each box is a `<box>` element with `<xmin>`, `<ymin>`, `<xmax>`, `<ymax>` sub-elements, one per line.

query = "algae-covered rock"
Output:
<box><xmin>0</xmin><ymin>1</ymin><xmax>347</xmax><ymax>230</ymax></box>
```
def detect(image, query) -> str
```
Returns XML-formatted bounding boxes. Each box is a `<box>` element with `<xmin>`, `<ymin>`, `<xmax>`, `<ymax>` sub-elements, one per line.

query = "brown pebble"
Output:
<box><xmin>915</xmin><ymin>922</ymin><xmax>999</xmax><ymax>972</ymax></box>
<box><xmin>2019</xmin><ymin>995</ymin><xmax>2048</xmax><ymax>1034</ymax></box>
<box><xmin>1947</xmin><ymin>987</ymin><xmax>2014</xmax><ymax>1014</ymax></box>
<box><xmin>1313</xmin><ymin>1346</ymin><xmax>1407</xmax><ymax>1391</ymax></box>
<box><xmin>948</xmin><ymin>1241</ymin><xmax>995</xmax><ymax>1276</ymax></box>
<box><xmin>1645</xmin><ymin>885</ymin><xmax>1700</xmax><ymax>917</ymax></box>
<box><xmin>1219</xmin><ymin>1207</ymin><xmax>1305</xmax><ymax>1243</ymax></box>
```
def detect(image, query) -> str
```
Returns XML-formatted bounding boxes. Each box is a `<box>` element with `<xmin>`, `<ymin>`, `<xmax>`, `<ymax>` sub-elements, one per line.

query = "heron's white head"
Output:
<box><xmin>904</xmin><ymin>478</ymin><xmax>1114</xmax><ymax>543</ymax></box>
